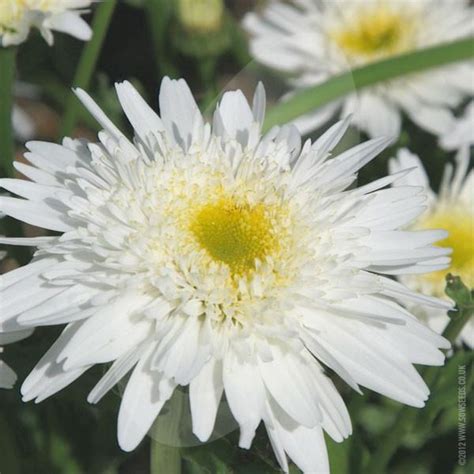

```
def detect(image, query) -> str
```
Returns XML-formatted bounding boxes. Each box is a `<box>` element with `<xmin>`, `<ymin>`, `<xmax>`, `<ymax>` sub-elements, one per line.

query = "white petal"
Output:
<box><xmin>115</xmin><ymin>81</ymin><xmax>164</xmax><ymax>145</ymax></box>
<box><xmin>48</xmin><ymin>12</ymin><xmax>92</xmax><ymax>41</ymax></box>
<box><xmin>159</xmin><ymin>77</ymin><xmax>201</xmax><ymax>150</ymax></box>
<box><xmin>190</xmin><ymin>358</ymin><xmax>223</xmax><ymax>442</ymax></box>
<box><xmin>21</xmin><ymin>323</ymin><xmax>89</xmax><ymax>402</ymax></box>
<box><xmin>0</xmin><ymin>196</ymin><xmax>72</xmax><ymax>232</ymax></box>
<box><xmin>0</xmin><ymin>361</ymin><xmax>17</xmax><ymax>389</ymax></box>
<box><xmin>223</xmin><ymin>349</ymin><xmax>265</xmax><ymax>448</ymax></box>
<box><xmin>117</xmin><ymin>344</ymin><xmax>177</xmax><ymax>451</ymax></box>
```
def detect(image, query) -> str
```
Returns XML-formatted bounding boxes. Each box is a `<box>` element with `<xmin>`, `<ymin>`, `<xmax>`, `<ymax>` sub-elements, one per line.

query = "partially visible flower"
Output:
<box><xmin>0</xmin><ymin>0</ymin><xmax>94</xmax><ymax>47</ymax></box>
<box><xmin>13</xmin><ymin>105</ymin><xmax>36</xmax><ymax>140</ymax></box>
<box><xmin>0</xmin><ymin>78</ymin><xmax>451</xmax><ymax>472</ymax></box>
<box><xmin>440</xmin><ymin>101</ymin><xmax>474</xmax><ymax>151</ymax></box>
<box><xmin>0</xmin><ymin>330</ymin><xmax>32</xmax><ymax>388</ymax></box>
<box><xmin>390</xmin><ymin>147</ymin><xmax>473</xmax><ymax>348</ymax></box>
<box><xmin>244</xmin><ymin>0</ymin><xmax>474</xmax><ymax>138</ymax></box>
<box><xmin>12</xmin><ymin>82</ymin><xmax>40</xmax><ymax>141</ymax></box>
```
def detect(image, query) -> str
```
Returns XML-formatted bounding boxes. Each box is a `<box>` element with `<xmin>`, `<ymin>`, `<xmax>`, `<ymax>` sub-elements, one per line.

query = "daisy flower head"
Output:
<box><xmin>0</xmin><ymin>0</ymin><xmax>94</xmax><ymax>47</ymax></box>
<box><xmin>390</xmin><ymin>147</ymin><xmax>473</xmax><ymax>348</ymax></box>
<box><xmin>243</xmin><ymin>0</ymin><xmax>474</xmax><ymax>138</ymax></box>
<box><xmin>0</xmin><ymin>77</ymin><xmax>453</xmax><ymax>472</ymax></box>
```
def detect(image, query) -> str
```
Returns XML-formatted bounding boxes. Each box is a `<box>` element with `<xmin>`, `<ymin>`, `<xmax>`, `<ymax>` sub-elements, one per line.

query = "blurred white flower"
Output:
<box><xmin>440</xmin><ymin>101</ymin><xmax>474</xmax><ymax>151</ymax></box>
<box><xmin>12</xmin><ymin>82</ymin><xmax>40</xmax><ymax>141</ymax></box>
<box><xmin>244</xmin><ymin>0</ymin><xmax>474</xmax><ymax>138</ymax></box>
<box><xmin>13</xmin><ymin>104</ymin><xmax>36</xmax><ymax>140</ymax></box>
<box><xmin>0</xmin><ymin>0</ymin><xmax>94</xmax><ymax>46</ymax></box>
<box><xmin>0</xmin><ymin>78</ymin><xmax>451</xmax><ymax>472</ymax></box>
<box><xmin>390</xmin><ymin>147</ymin><xmax>473</xmax><ymax>348</ymax></box>
<box><xmin>0</xmin><ymin>330</ymin><xmax>33</xmax><ymax>388</ymax></box>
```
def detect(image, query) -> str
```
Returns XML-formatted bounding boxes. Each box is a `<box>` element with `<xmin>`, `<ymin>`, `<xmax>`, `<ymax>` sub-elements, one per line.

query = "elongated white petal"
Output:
<box><xmin>118</xmin><ymin>345</ymin><xmax>176</xmax><ymax>451</ymax></box>
<box><xmin>190</xmin><ymin>358</ymin><xmax>223</xmax><ymax>442</ymax></box>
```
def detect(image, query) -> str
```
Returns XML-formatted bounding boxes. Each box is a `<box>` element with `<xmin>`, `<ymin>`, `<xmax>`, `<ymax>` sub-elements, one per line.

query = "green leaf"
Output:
<box><xmin>445</xmin><ymin>274</ymin><xmax>473</xmax><ymax>311</ymax></box>
<box><xmin>263</xmin><ymin>37</ymin><xmax>474</xmax><ymax>131</ymax></box>
<box><xmin>182</xmin><ymin>438</ymin><xmax>236</xmax><ymax>474</ymax></box>
<box><xmin>442</xmin><ymin>274</ymin><xmax>474</xmax><ymax>343</ymax></box>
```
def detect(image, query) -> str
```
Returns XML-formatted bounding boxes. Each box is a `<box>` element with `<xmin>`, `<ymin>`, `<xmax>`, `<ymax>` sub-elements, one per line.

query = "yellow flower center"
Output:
<box><xmin>419</xmin><ymin>207</ymin><xmax>474</xmax><ymax>293</ymax></box>
<box><xmin>0</xmin><ymin>0</ymin><xmax>56</xmax><ymax>33</ymax></box>
<box><xmin>332</xmin><ymin>6</ymin><xmax>414</xmax><ymax>58</ymax></box>
<box><xmin>0</xmin><ymin>1</ymin><xmax>25</xmax><ymax>31</ymax></box>
<box><xmin>190</xmin><ymin>197</ymin><xmax>277</xmax><ymax>275</ymax></box>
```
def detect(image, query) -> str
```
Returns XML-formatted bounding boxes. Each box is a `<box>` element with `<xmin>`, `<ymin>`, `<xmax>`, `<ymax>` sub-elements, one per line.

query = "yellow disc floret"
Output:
<box><xmin>332</xmin><ymin>5</ymin><xmax>414</xmax><ymax>58</ymax></box>
<box><xmin>419</xmin><ymin>207</ymin><xmax>474</xmax><ymax>294</ymax></box>
<box><xmin>0</xmin><ymin>0</ymin><xmax>58</xmax><ymax>35</ymax></box>
<box><xmin>190</xmin><ymin>197</ymin><xmax>277</xmax><ymax>275</ymax></box>
<box><xmin>0</xmin><ymin>1</ymin><xmax>26</xmax><ymax>33</ymax></box>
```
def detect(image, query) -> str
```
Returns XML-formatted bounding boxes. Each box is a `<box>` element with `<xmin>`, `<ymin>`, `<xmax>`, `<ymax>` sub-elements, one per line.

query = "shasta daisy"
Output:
<box><xmin>390</xmin><ymin>147</ymin><xmax>473</xmax><ymax>348</ymax></box>
<box><xmin>243</xmin><ymin>0</ymin><xmax>474</xmax><ymax>138</ymax></box>
<box><xmin>0</xmin><ymin>78</ymin><xmax>452</xmax><ymax>472</ymax></box>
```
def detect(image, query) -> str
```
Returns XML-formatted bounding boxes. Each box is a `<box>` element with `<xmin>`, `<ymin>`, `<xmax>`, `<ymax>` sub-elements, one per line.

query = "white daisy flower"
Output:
<box><xmin>0</xmin><ymin>0</ymin><xmax>94</xmax><ymax>47</ymax></box>
<box><xmin>0</xmin><ymin>78</ymin><xmax>451</xmax><ymax>472</ymax></box>
<box><xmin>390</xmin><ymin>147</ymin><xmax>473</xmax><ymax>348</ymax></box>
<box><xmin>0</xmin><ymin>329</ymin><xmax>33</xmax><ymax>388</ymax></box>
<box><xmin>440</xmin><ymin>101</ymin><xmax>474</xmax><ymax>151</ymax></box>
<box><xmin>243</xmin><ymin>0</ymin><xmax>474</xmax><ymax>138</ymax></box>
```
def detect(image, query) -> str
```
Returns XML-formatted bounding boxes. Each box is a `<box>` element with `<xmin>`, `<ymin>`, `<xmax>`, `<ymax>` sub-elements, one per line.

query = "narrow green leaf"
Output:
<box><xmin>0</xmin><ymin>46</ymin><xmax>16</xmax><ymax>177</ymax></box>
<box><xmin>263</xmin><ymin>37</ymin><xmax>474</xmax><ymax>131</ymax></box>
<box><xmin>146</xmin><ymin>0</ymin><xmax>179</xmax><ymax>78</ymax></box>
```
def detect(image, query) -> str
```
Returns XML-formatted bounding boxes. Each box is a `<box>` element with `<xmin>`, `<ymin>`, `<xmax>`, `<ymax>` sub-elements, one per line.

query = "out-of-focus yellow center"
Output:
<box><xmin>0</xmin><ymin>0</ymin><xmax>55</xmax><ymax>32</ymax></box>
<box><xmin>333</xmin><ymin>7</ymin><xmax>412</xmax><ymax>57</ymax></box>
<box><xmin>190</xmin><ymin>197</ymin><xmax>277</xmax><ymax>275</ymax></box>
<box><xmin>0</xmin><ymin>1</ymin><xmax>25</xmax><ymax>30</ymax></box>
<box><xmin>420</xmin><ymin>208</ymin><xmax>474</xmax><ymax>293</ymax></box>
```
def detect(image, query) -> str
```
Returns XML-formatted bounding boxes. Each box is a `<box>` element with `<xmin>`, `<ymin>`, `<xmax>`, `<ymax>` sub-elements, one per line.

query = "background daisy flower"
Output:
<box><xmin>243</xmin><ymin>0</ymin><xmax>474</xmax><ymax>138</ymax></box>
<box><xmin>0</xmin><ymin>77</ymin><xmax>453</xmax><ymax>472</ymax></box>
<box><xmin>0</xmin><ymin>0</ymin><xmax>94</xmax><ymax>46</ymax></box>
<box><xmin>390</xmin><ymin>147</ymin><xmax>473</xmax><ymax>348</ymax></box>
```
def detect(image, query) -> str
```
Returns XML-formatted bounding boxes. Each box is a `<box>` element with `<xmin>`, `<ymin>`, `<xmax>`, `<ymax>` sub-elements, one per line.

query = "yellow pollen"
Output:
<box><xmin>0</xmin><ymin>0</ymin><xmax>56</xmax><ymax>32</ymax></box>
<box><xmin>190</xmin><ymin>197</ymin><xmax>277</xmax><ymax>275</ymax></box>
<box><xmin>419</xmin><ymin>208</ymin><xmax>474</xmax><ymax>292</ymax></box>
<box><xmin>332</xmin><ymin>7</ymin><xmax>412</xmax><ymax>57</ymax></box>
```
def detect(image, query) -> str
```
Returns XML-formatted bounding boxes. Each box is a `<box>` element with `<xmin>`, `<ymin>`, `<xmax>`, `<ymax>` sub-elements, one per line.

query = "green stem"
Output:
<box><xmin>59</xmin><ymin>0</ymin><xmax>117</xmax><ymax>139</ymax></box>
<box><xmin>146</xmin><ymin>0</ymin><xmax>179</xmax><ymax>78</ymax></box>
<box><xmin>263</xmin><ymin>37</ymin><xmax>474</xmax><ymax>131</ymax></box>
<box><xmin>366</xmin><ymin>277</ymin><xmax>473</xmax><ymax>474</ymax></box>
<box><xmin>198</xmin><ymin>56</ymin><xmax>218</xmax><ymax>111</ymax></box>
<box><xmin>0</xmin><ymin>47</ymin><xmax>17</xmax><ymax>177</ymax></box>
<box><xmin>150</xmin><ymin>390</ymin><xmax>184</xmax><ymax>474</ymax></box>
